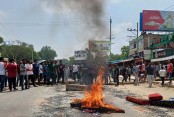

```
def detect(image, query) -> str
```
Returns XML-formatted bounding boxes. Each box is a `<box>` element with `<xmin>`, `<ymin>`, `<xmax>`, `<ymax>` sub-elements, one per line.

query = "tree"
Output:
<box><xmin>38</xmin><ymin>46</ymin><xmax>57</xmax><ymax>60</ymax></box>
<box><xmin>1</xmin><ymin>45</ymin><xmax>39</xmax><ymax>62</ymax></box>
<box><xmin>69</xmin><ymin>56</ymin><xmax>75</xmax><ymax>65</ymax></box>
<box><xmin>120</xmin><ymin>45</ymin><xmax>129</xmax><ymax>59</ymax></box>
<box><xmin>110</xmin><ymin>53</ymin><xmax>117</xmax><ymax>61</ymax></box>
<box><xmin>0</xmin><ymin>37</ymin><xmax>3</xmax><ymax>44</ymax></box>
<box><xmin>62</xmin><ymin>58</ymin><xmax>69</xmax><ymax>64</ymax></box>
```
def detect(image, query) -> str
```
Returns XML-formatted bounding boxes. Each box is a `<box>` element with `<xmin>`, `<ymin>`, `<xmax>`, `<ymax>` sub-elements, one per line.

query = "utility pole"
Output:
<box><xmin>108</xmin><ymin>17</ymin><xmax>115</xmax><ymax>57</ymax></box>
<box><xmin>127</xmin><ymin>22</ymin><xmax>139</xmax><ymax>38</ymax></box>
<box><xmin>127</xmin><ymin>22</ymin><xmax>139</xmax><ymax>57</ymax></box>
<box><xmin>137</xmin><ymin>22</ymin><xmax>139</xmax><ymax>38</ymax></box>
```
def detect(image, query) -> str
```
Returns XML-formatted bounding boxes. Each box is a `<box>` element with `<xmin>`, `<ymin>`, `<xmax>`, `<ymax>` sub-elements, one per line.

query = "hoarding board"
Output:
<box><xmin>142</xmin><ymin>10</ymin><xmax>174</xmax><ymax>31</ymax></box>
<box><xmin>144</xmin><ymin>50</ymin><xmax>151</xmax><ymax>60</ymax></box>
<box><xmin>88</xmin><ymin>40</ymin><xmax>111</xmax><ymax>52</ymax></box>
<box><xmin>74</xmin><ymin>50</ymin><xmax>87</xmax><ymax>60</ymax></box>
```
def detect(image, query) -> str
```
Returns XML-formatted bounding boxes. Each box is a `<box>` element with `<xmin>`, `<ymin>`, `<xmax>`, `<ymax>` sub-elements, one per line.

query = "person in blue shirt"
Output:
<box><xmin>33</xmin><ymin>60</ymin><xmax>39</xmax><ymax>85</ymax></box>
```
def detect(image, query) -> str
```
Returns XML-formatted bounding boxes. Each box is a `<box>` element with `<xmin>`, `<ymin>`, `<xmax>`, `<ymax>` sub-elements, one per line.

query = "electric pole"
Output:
<box><xmin>108</xmin><ymin>17</ymin><xmax>115</xmax><ymax>57</ymax></box>
<box><xmin>127</xmin><ymin>22</ymin><xmax>139</xmax><ymax>38</ymax></box>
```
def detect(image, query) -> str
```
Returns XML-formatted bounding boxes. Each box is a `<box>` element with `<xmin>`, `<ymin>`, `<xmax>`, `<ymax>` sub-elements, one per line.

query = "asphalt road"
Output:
<box><xmin>0</xmin><ymin>84</ymin><xmax>173</xmax><ymax>117</ymax></box>
<box><xmin>0</xmin><ymin>86</ymin><xmax>56</xmax><ymax>117</ymax></box>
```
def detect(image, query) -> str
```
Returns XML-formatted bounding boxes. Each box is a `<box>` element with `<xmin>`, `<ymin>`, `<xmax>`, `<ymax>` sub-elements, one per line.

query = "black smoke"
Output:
<box><xmin>41</xmin><ymin>0</ymin><xmax>107</xmax><ymax>39</ymax></box>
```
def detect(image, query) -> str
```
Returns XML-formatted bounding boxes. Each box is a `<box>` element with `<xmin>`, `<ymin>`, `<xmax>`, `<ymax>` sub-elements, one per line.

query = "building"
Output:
<box><xmin>129</xmin><ymin>33</ymin><xmax>174</xmax><ymax>61</ymax></box>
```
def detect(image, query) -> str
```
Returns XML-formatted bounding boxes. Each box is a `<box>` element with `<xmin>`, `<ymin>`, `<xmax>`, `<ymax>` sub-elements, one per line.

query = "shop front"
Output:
<box><xmin>151</xmin><ymin>48</ymin><xmax>174</xmax><ymax>63</ymax></box>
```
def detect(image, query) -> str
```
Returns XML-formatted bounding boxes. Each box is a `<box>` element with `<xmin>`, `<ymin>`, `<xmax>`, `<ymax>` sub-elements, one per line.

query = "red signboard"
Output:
<box><xmin>142</xmin><ymin>10</ymin><xmax>174</xmax><ymax>31</ymax></box>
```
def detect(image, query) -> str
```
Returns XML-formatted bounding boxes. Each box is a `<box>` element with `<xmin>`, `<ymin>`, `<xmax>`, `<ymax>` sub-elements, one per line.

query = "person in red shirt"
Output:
<box><xmin>167</xmin><ymin>60</ymin><xmax>173</xmax><ymax>86</ymax></box>
<box><xmin>6</xmin><ymin>58</ymin><xmax>17</xmax><ymax>92</ymax></box>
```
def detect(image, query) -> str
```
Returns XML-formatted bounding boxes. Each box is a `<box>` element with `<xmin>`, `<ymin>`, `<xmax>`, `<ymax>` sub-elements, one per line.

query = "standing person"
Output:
<box><xmin>47</xmin><ymin>60</ymin><xmax>56</xmax><ymax>85</ymax></box>
<box><xmin>26</xmin><ymin>61</ymin><xmax>37</xmax><ymax>87</ymax></box>
<box><xmin>64</xmin><ymin>63</ymin><xmax>70</xmax><ymax>83</ymax></box>
<box><xmin>16</xmin><ymin>61</ymin><xmax>22</xmax><ymax>87</ymax></box>
<box><xmin>33</xmin><ymin>60</ymin><xmax>39</xmax><ymax>85</ymax></box>
<box><xmin>6</xmin><ymin>59</ymin><xmax>17</xmax><ymax>92</ymax></box>
<box><xmin>72</xmin><ymin>63</ymin><xmax>79</xmax><ymax>81</ymax></box>
<box><xmin>54</xmin><ymin>60</ymin><xmax>58</xmax><ymax>84</ymax></box>
<box><xmin>146</xmin><ymin>63</ymin><xmax>155</xmax><ymax>88</ymax></box>
<box><xmin>88</xmin><ymin>63</ymin><xmax>95</xmax><ymax>85</ymax></box>
<box><xmin>159</xmin><ymin>66</ymin><xmax>166</xmax><ymax>86</ymax></box>
<box><xmin>3</xmin><ymin>60</ymin><xmax>8</xmax><ymax>87</ymax></box>
<box><xmin>57</xmin><ymin>60</ymin><xmax>65</xmax><ymax>84</ymax></box>
<box><xmin>126</xmin><ymin>65</ymin><xmax>132</xmax><ymax>82</ymax></box>
<box><xmin>43</xmin><ymin>61</ymin><xmax>48</xmax><ymax>84</ymax></box>
<box><xmin>113</xmin><ymin>64</ymin><xmax>120</xmax><ymax>86</ymax></box>
<box><xmin>122</xmin><ymin>65</ymin><xmax>128</xmax><ymax>83</ymax></box>
<box><xmin>39</xmin><ymin>63</ymin><xmax>43</xmax><ymax>83</ymax></box>
<box><xmin>139</xmin><ymin>63</ymin><xmax>145</xmax><ymax>82</ymax></box>
<box><xmin>155</xmin><ymin>63</ymin><xmax>160</xmax><ymax>78</ymax></box>
<box><xmin>104</xmin><ymin>64</ymin><xmax>109</xmax><ymax>85</ymax></box>
<box><xmin>142</xmin><ymin>62</ymin><xmax>146</xmax><ymax>82</ymax></box>
<box><xmin>0</xmin><ymin>57</ymin><xmax>5</xmax><ymax>92</ymax></box>
<box><xmin>133</xmin><ymin>63</ymin><xmax>140</xmax><ymax>86</ymax></box>
<box><xmin>20</xmin><ymin>59</ymin><xmax>29</xmax><ymax>90</ymax></box>
<box><xmin>80</xmin><ymin>63</ymin><xmax>88</xmax><ymax>85</ymax></box>
<box><xmin>167</xmin><ymin>60</ymin><xmax>173</xmax><ymax>86</ymax></box>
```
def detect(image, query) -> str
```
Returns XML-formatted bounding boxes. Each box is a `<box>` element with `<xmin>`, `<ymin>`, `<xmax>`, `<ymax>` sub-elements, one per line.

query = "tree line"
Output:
<box><xmin>0</xmin><ymin>37</ymin><xmax>57</xmax><ymax>62</ymax></box>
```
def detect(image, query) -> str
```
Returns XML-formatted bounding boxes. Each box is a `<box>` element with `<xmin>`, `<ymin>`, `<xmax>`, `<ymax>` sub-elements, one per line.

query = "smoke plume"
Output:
<box><xmin>42</xmin><ymin>0</ymin><xmax>107</xmax><ymax>39</ymax></box>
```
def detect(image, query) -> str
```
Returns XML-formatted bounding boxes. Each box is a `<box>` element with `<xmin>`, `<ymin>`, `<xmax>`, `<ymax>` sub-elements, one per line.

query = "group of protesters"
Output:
<box><xmin>108</xmin><ymin>60</ymin><xmax>173</xmax><ymax>87</ymax></box>
<box><xmin>0</xmin><ymin>57</ymin><xmax>72</xmax><ymax>92</ymax></box>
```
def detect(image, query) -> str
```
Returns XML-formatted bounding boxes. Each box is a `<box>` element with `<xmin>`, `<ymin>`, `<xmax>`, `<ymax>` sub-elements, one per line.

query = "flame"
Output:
<box><xmin>73</xmin><ymin>66</ymin><xmax>122</xmax><ymax>111</ymax></box>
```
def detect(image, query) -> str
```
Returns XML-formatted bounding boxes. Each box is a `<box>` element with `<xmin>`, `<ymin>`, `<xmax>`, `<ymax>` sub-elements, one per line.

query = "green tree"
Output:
<box><xmin>120</xmin><ymin>45</ymin><xmax>129</xmax><ymax>59</ymax></box>
<box><xmin>62</xmin><ymin>58</ymin><xmax>69</xmax><ymax>64</ymax></box>
<box><xmin>69</xmin><ymin>56</ymin><xmax>75</xmax><ymax>65</ymax></box>
<box><xmin>38</xmin><ymin>46</ymin><xmax>57</xmax><ymax>61</ymax></box>
<box><xmin>0</xmin><ymin>37</ymin><xmax>3</xmax><ymax>44</ymax></box>
<box><xmin>1</xmin><ymin>45</ymin><xmax>39</xmax><ymax>62</ymax></box>
<box><xmin>110</xmin><ymin>53</ymin><xmax>117</xmax><ymax>61</ymax></box>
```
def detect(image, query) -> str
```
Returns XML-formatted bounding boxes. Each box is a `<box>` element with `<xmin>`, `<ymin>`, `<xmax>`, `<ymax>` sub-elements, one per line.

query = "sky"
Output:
<box><xmin>0</xmin><ymin>0</ymin><xmax>173</xmax><ymax>59</ymax></box>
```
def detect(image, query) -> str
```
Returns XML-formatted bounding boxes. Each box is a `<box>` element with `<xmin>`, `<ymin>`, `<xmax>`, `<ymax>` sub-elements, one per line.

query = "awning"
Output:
<box><xmin>111</xmin><ymin>60</ymin><xmax>122</xmax><ymax>64</ymax></box>
<box><xmin>151</xmin><ymin>55</ymin><xmax>174</xmax><ymax>62</ymax></box>
<box><xmin>111</xmin><ymin>58</ymin><xmax>133</xmax><ymax>64</ymax></box>
<box><xmin>122</xmin><ymin>58</ymin><xmax>133</xmax><ymax>62</ymax></box>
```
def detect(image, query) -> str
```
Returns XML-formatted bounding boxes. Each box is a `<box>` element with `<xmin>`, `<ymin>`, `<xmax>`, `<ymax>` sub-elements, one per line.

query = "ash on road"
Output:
<box><xmin>0</xmin><ymin>85</ymin><xmax>174</xmax><ymax>117</ymax></box>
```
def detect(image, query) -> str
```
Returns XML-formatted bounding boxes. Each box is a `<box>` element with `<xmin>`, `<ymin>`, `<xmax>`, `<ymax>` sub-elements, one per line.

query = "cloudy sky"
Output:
<box><xmin>0</xmin><ymin>0</ymin><xmax>173</xmax><ymax>59</ymax></box>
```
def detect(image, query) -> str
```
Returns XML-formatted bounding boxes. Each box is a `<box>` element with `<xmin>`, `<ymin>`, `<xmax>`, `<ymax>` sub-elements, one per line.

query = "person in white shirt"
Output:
<box><xmin>39</xmin><ymin>63</ymin><xmax>43</xmax><ymax>83</ymax></box>
<box><xmin>159</xmin><ymin>66</ymin><xmax>167</xmax><ymax>86</ymax></box>
<box><xmin>72</xmin><ymin>63</ymin><xmax>79</xmax><ymax>81</ymax></box>
<box><xmin>20</xmin><ymin>59</ymin><xmax>28</xmax><ymax>90</ymax></box>
<box><xmin>0</xmin><ymin>57</ymin><xmax>5</xmax><ymax>92</ymax></box>
<box><xmin>26</xmin><ymin>61</ymin><xmax>37</xmax><ymax>87</ymax></box>
<box><xmin>64</xmin><ymin>63</ymin><xmax>70</xmax><ymax>83</ymax></box>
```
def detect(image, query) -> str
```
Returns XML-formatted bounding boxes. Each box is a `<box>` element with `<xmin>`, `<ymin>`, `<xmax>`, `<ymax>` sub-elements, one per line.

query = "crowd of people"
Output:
<box><xmin>0</xmin><ymin>57</ymin><xmax>73</xmax><ymax>92</ymax></box>
<box><xmin>0</xmin><ymin>56</ymin><xmax>173</xmax><ymax>92</ymax></box>
<box><xmin>0</xmin><ymin>57</ymin><xmax>101</xmax><ymax>92</ymax></box>
<box><xmin>108</xmin><ymin>60</ymin><xmax>174</xmax><ymax>87</ymax></box>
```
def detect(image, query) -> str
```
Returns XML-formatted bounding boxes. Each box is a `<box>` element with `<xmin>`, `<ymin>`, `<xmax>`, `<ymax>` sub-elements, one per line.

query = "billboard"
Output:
<box><xmin>142</xmin><ymin>10</ymin><xmax>174</xmax><ymax>31</ymax></box>
<box><xmin>88</xmin><ymin>40</ymin><xmax>111</xmax><ymax>52</ymax></box>
<box><xmin>74</xmin><ymin>50</ymin><xmax>87</xmax><ymax>60</ymax></box>
<box><xmin>144</xmin><ymin>50</ymin><xmax>151</xmax><ymax>60</ymax></box>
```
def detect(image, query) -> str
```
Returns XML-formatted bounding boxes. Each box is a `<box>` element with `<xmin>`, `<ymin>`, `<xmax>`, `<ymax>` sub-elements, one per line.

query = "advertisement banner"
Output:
<box><xmin>144</xmin><ymin>50</ymin><xmax>151</xmax><ymax>60</ymax></box>
<box><xmin>74</xmin><ymin>50</ymin><xmax>87</xmax><ymax>60</ymax></box>
<box><xmin>142</xmin><ymin>10</ymin><xmax>174</xmax><ymax>31</ymax></box>
<box><xmin>88</xmin><ymin>40</ymin><xmax>111</xmax><ymax>52</ymax></box>
<box><xmin>152</xmin><ymin>48</ymin><xmax>174</xmax><ymax>59</ymax></box>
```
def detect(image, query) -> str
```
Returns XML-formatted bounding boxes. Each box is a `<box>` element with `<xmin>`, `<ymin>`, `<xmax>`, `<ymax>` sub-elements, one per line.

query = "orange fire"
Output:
<box><xmin>73</xmin><ymin>66</ymin><xmax>125</xmax><ymax>113</ymax></box>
